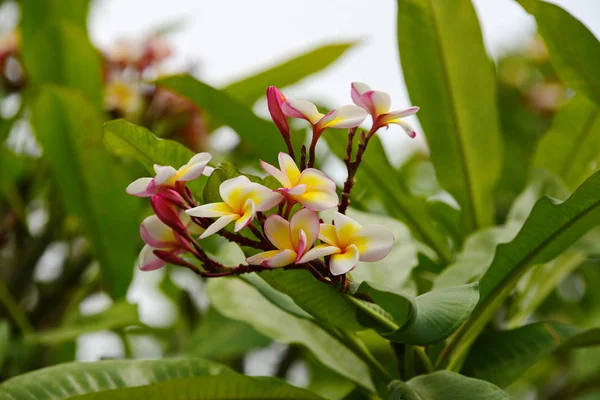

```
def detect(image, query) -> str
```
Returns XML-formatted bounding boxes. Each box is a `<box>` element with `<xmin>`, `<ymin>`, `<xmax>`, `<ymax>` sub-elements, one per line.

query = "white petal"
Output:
<box><xmin>384</xmin><ymin>106</ymin><xmax>419</xmax><ymax>119</ymax></box>
<box><xmin>246</xmin><ymin>250</ymin><xmax>282</xmax><ymax>266</ymax></box>
<box><xmin>282</xmin><ymin>99</ymin><xmax>323</xmax><ymax>124</ymax></box>
<box><xmin>351</xmin><ymin>82</ymin><xmax>371</xmax><ymax>95</ymax></box>
<box><xmin>234</xmin><ymin>199</ymin><xmax>256</xmax><ymax>231</ymax></box>
<box><xmin>138</xmin><ymin>245</ymin><xmax>166</xmax><ymax>271</ymax></box>
<box><xmin>199</xmin><ymin>214</ymin><xmax>239</xmax><ymax>239</ymax></box>
<box><xmin>188</xmin><ymin>152</ymin><xmax>212</xmax><ymax>166</ymax></box>
<box><xmin>278</xmin><ymin>152</ymin><xmax>301</xmax><ymax>185</ymax></box>
<box><xmin>153</xmin><ymin>165</ymin><xmax>178</xmax><ymax>185</ymax></box>
<box><xmin>140</xmin><ymin>214</ymin><xmax>174</xmax><ymax>248</ymax></box>
<box><xmin>297</xmin><ymin>244</ymin><xmax>340</xmax><ymax>264</ymax></box>
<box><xmin>352</xmin><ymin>225</ymin><xmax>395</xmax><ymax>262</ymax></box>
<box><xmin>329</xmin><ymin>244</ymin><xmax>360</xmax><ymax>276</ymax></box>
<box><xmin>177</xmin><ymin>163</ymin><xmax>207</xmax><ymax>181</ymax></box>
<box><xmin>264</xmin><ymin>249</ymin><xmax>297</xmax><ymax>268</ymax></box>
<box><xmin>242</xmin><ymin>182</ymin><xmax>283</xmax><ymax>212</ymax></box>
<box><xmin>185</xmin><ymin>202</ymin><xmax>232</xmax><ymax>218</ymax></box>
<box><xmin>370</xmin><ymin>91</ymin><xmax>391</xmax><ymax>115</ymax></box>
<box><xmin>290</xmin><ymin>208</ymin><xmax>320</xmax><ymax>251</ymax></box>
<box><xmin>264</xmin><ymin>215</ymin><xmax>293</xmax><ymax>251</ymax></box>
<box><xmin>261</xmin><ymin>159</ymin><xmax>291</xmax><ymax>188</ymax></box>
<box><xmin>126</xmin><ymin>177</ymin><xmax>152</xmax><ymax>196</ymax></box>
<box><xmin>333</xmin><ymin>212</ymin><xmax>362</xmax><ymax>246</ymax></box>
<box><xmin>220</xmin><ymin>175</ymin><xmax>251</xmax><ymax>206</ymax></box>
<box><xmin>202</xmin><ymin>166</ymin><xmax>215</xmax><ymax>176</ymax></box>
<box><xmin>318</xmin><ymin>105</ymin><xmax>367</xmax><ymax>129</ymax></box>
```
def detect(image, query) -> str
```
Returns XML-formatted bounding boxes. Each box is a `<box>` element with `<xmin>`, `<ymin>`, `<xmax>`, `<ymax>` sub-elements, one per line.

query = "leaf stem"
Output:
<box><xmin>0</xmin><ymin>279</ymin><xmax>33</xmax><ymax>334</ymax></box>
<box><xmin>414</xmin><ymin>346</ymin><xmax>434</xmax><ymax>373</ymax></box>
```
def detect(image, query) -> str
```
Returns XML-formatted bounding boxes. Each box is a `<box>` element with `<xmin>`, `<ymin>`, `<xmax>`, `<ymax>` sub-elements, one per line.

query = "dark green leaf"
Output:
<box><xmin>224</xmin><ymin>42</ymin><xmax>355</xmax><ymax>106</ymax></box>
<box><xmin>0</xmin><ymin>320</ymin><xmax>9</xmax><ymax>369</ymax></box>
<box><xmin>517</xmin><ymin>0</ymin><xmax>600</xmax><ymax>107</ymax></box>
<box><xmin>103</xmin><ymin>119</ymin><xmax>195</xmax><ymax>174</ymax></box>
<box><xmin>68</xmin><ymin>375</ymin><xmax>326</xmax><ymax>400</ymax></box>
<box><xmin>156</xmin><ymin>75</ymin><xmax>284</xmax><ymax>163</ymax></box>
<box><xmin>389</xmin><ymin>371</ymin><xmax>509</xmax><ymax>400</ymax></box>
<box><xmin>397</xmin><ymin>0</ymin><xmax>502</xmax><ymax>231</ymax></box>
<box><xmin>30</xmin><ymin>86</ymin><xmax>140</xmax><ymax>299</ymax></box>
<box><xmin>354</xmin><ymin>281</ymin><xmax>413</xmax><ymax>331</ymax></box>
<box><xmin>534</xmin><ymin>95</ymin><xmax>600</xmax><ymax>190</ymax></box>
<box><xmin>0</xmin><ymin>358</ymin><xmax>233</xmax><ymax>399</ymax></box>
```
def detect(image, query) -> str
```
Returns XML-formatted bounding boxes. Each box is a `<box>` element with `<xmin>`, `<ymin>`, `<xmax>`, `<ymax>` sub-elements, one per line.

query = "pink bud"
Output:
<box><xmin>150</xmin><ymin>195</ymin><xmax>188</xmax><ymax>238</ymax></box>
<box><xmin>158</xmin><ymin>188</ymin><xmax>187</xmax><ymax>208</ymax></box>
<box><xmin>267</xmin><ymin>86</ymin><xmax>290</xmax><ymax>138</ymax></box>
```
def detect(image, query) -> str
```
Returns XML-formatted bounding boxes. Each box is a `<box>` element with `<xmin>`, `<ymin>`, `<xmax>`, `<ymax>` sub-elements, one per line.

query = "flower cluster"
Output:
<box><xmin>127</xmin><ymin>83</ymin><xmax>419</xmax><ymax>288</ymax></box>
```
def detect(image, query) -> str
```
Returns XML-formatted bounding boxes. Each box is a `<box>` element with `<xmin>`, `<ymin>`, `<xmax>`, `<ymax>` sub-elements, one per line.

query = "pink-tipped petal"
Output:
<box><xmin>153</xmin><ymin>165</ymin><xmax>178</xmax><ymax>185</ymax></box>
<box><xmin>157</xmin><ymin>188</ymin><xmax>186</xmax><ymax>208</ymax></box>
<box><xmin>352</xmin><ymin>224</ymin><xmax>395</xmax><ymax>262</ymax></box>
<box><xmin>290</xmin><ymin>208</ymin><xmax>320</xmax><ymax>251</ymax></box>
<box><xmin>199</xmin><ymin>214</ymin><xmax>239</xmax><ymax>239</ymax></box>
<box><xmin>185</xmin><ymin>202</ymin><xmax>232</xmax><ymax>218</ymax></box>
<box><xmin>393</xmin><ymin>119</ymin><xmax>417</xmax><ymax>138</ymax></box>
<box><xmin>351</xmin><ymin>82</ymin><xmax>372</xmax><ymax>106</ymax></box>
<box><xmin>138</xmin><ymin>245</ymin><xmax>166</xmax><ymax>271</ymax></box>
<box><xmin>298</xmin><ymin>168</ymin><xmax>336</xmax><ymax>191</ymax></box>
<box><xmin>242</xmin><ymin>182</ymin><xmax>284</xmax><ymax>212</ymax></box>
<box><xmin>297</xmin><ymin>244</ymin><xmax>340</xmax><ymax>264</ymax></box>
<box><xmin>234</xmin><ymin>199</ymin><xmax>256</xmax><ymax>232</ymax></box>
<box><xmin>317</xmin><ymin>105</ymin><xmax>367</xmax><ymax>129</ymax></box>
<box><xmin>260</xmin><ymin>159</ymin><xmax>291</xmax><ymax>188</ymax></box>
<box><xmin>264</xmin><ymin>214</ymin><xmax>293</xmax><ymax>251</ymax></box>
<box><xmin>278</xmin><ymin>152</ymin><xmax>301</xmax><ymax>185</ymax></box>
<box><xmin>283</xmin><ymin>184</ymin><xmax>307</xmax><ymax>196</ymax></box>
<box><xmin>140</xmin><ymin>215</ymin><xmax>176</xmax><ymax>248</ymax></box>
<box><xmin>383</xmin><ymin>106</ymin><xmax>420</xmax><ymax>119</ymax></box>
<box><xmin>263</xmin><ymin>249</ymin><xmax>297</xmax><ymax>268</ymax></box>
<box><xmin>126</xmin><ymin>177</ymin><xmax>153</xmax><ymax>196</ymax></box>
<box><xmin>267</xmin><ymin>86</ymin><xmax>290</xmax><ymax>137</ymax></box>
<box><xmin>295</xmin><ymin>229</ymin><xmax>308</xmax><ymax>263</ymax></box>
<box><xmin>333</xmin><ymin>212</ymin><xmax>362</xmax><ymax>247</ymax></box>
<box><xmin>329</xmin><ymin>244</ymin><xmax>360</xmax><ymax>276</ymax></box>
<box><xmin>282</xmin><ymin>99</ymin><xmax>323</xmax><ymax>124</ymax></box>
<box><xmin>246</xmin><ymin>250</ymin><xmax>283</xmax><ymax>266</ymax></box>
<box><xmin>295</xmin><ymin>187</ymin><xmax>339</xmax><ymax>211</ymax></box>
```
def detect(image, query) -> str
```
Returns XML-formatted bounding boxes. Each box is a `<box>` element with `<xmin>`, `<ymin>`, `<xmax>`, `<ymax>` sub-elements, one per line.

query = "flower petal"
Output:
<box><xmin>234</xmin><ymin>199</ymin><xmax>256</xmax><ymax>232</ymax></box>
<box><xmin>370</xmin><ymin>91</ymin><xmax>392</xmax><ymax>116</ymax></box>
<box><xmin>185</xmin><ymin>202</ymin><xmax>232</xmax><ymax>218</ymax></box>
<box><xmin>153</xmin><ymin>165</ymin><xmax>178</xmax><ymax>185</ymax></box>
<box><xmin>242</xmin><ymin>182</ymin><xmax>283</xmax><ymax>211</ymax></box>
<box><xmin>199</xmin><ymin>214</ymin><xmax>239</xmax><ymax>239</ymax></box>
<box><xmin>177</xmin><ymin>152</ymin><xmax>212</xmax><ymax>181</ymax></box>
<box><xmin>294</xmin><ymin>187</ymin><xmax>339</xmax><ymax>211</ymax></box>
<box><xmin>278</xmin><ymin>152</ymin><xmax>301</xmax><ymax>186</ymax></box>
<box><xmin>329</xmin><ymin>244</ymin><xmax>359</xmax><ymax>276</ymax></box>
<box><xmin>298</xmin><ymin>168</ymin><xmax>336</xmax><ymax>191</ymax></box>
<box><xmin>282</xmin><ymin>99</ymin><xmax>323</xmax><ymax>124</ymax></box>
<box><xmin>246</xmin><ymin>250</ymin><xmax>283</xmax><ymax>266</ymax></box>
<box><xmin>263</xmin><ymin>249</ymin><xmax>297</xmax><ymax>268</ymax></box>
<box><xmin>264</xmin><ymin>214</ymin><xmax>293</xmax><ymax>251</ymax></box>
<box><xmin>351</xmin><ymin>82</ymin><xmax>372</xmax><ymax>106</ymax></box>
<box><xmin>220</xmin><ymin>175</ymin><xmax>251</xmax><ymax>209</ymax></box>
<box><xmin>267</xmin><ymin>86</ymin><xmax>289</xmax><ymax>136</ymax></box>
<box><xmin>318</xmin><ymin>223</ymin><xmax>339</xmax><ymax>247</ymax></box>
<box><xmin>140</xmin><ymin>215</ymin><xmax>176</xmax><ymax>248</ymax></box>
<box><xmin>334</xmin><ymin>212</ymin><xmax>362</xmax><ymax>247</ymax></box>
<box><xmin>260</xmin><ymin>159</ymin><xmax>291</xmax><ymax>188</ymax></box>
<box><xmin>188</xmin><ymin>152</ymin><xmax>212</xmax><ymax>166</ymax></box>
<box><xmin>317</xmin><ymin>105</ymin><xmax>367</xmax><ymax>129</ymax></box>
<box><xmin>283</xmin><ymin>184</ymin><xmax>307</xmax><ymax>196</ymax></box>
<box><xmin>295</xmin><ymin>229</ymin><xmax>308</xmax><ymax>263</ymax></box>
<box><xmin>126</xmin><ymin>177</ymin><xmax>153</xmax><ymax>196</ymax></box>
<box><xmin>351</xmin><ymin>224</ymin><xmax>395</xmax><ymax>262</ymax></box>
<box><xmin>382</xmin><ymin>106</ymin><xmax>419</xmax><ymax>119</ymax></box>
<box><xmin>290</xmin><ymin>208</ymin><xmax>320</xmax><ymax>251</ymax></box>
<box><xmin>298</xmin><ymin>244</ymin><xmax>340</xmax><ymax>264</ymax></box>
<box><xmin>138</xmin><ymin>245</ymin><xmax>166</xmax><ymax>271</ymax></box>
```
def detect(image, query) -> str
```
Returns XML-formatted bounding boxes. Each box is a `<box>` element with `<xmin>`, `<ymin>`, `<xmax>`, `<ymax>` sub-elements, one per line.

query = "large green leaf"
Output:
<box><xmin>441</xmin><ymin>170</ymin><xmax>600</xmax><ymax>370</ymax></box>
<box><xmin>0</xmin><ymin>320</ymin><xmax>9</xmax><ymax>369</ymax></box>
<box><xmin>325</xmin><ymin>133</ymin><xmax>451</xmax><ymax>263</ymax></box>
<box><xmin>534</xmin><ymin>95</ymin><xmax>600</xmax><ymax>190</ymax></box>
<box><xmin>389</xmin><ymin>371</ymin><xmax>509</xmax><ymax>400</ymax></box>
<box><xmin>20</xmin><ymin>0</ymin><xmax>101</xmax><ymax>108</ymax></box>
<box><xmin>517</xmin><ymin>0</ymin><xmax>600</xmax><ymax>108</ymax></box>
<box><xmin>224</xmin><ymin>42</ymin><xmax>355</xmax><ymax>106</ymax></box>
<box><xmin>69</xmin><ymin>375</ymin><xmax>326</xmax><ymax>400</ymax></box>
<box><xmin>27</xmin><ymin>302</ymin><xmax>141</xmax><ymax>345</ymax></box>
<box><xmin>462</xmin><ymin>322</ymin><xmax>600</xmax><ymax>387</ymax></box>
<box><xmin>397</xmin><ymin>0</ymin><xmax>502</xmax><ymax>231</ymax></box>
<box><xmin>30</xmin><ymin>86</ymin><xmax>140</xmax><ymax>299</ymax></box>
<box><xmin>156</xmin><ymin>75</ymin><xmax>283</xmax><ymax>163</ymax></box>
<box><xmin>0</xmin><ymin>358</ymin><xmax>233</xmax><ymax>399</ymax></box>
<box><xmin>103</xmin><ymin>119</ymin><xmax>194</xmax><ymax>174</ymax></box>
<box><xmin>207</xmin><ymin>277</ymin><xmax>375</xmax><ymax>391</ymax></box>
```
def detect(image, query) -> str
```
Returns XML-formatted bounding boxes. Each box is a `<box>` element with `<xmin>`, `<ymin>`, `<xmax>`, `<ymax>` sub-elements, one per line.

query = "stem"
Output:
<box><xmin>307</xmin><ymin>127</ymin><xmax>322</xmax><ymax>168</ymax></box>
<box><xmin>283</xmin><ymin>135</ymin><xmax>296</xmax><ymax>161</ymax></box>
<box><xmin>338</xmin><ymin>127</ymin><xmax>376</xmax><ymax>214</ymax></box>
<box><xmin>414</xmin><ymin>346</ymin><xmax>434</xmax><ymax>374</ymax></box>
<box><xmin>248</xmin><ymin>223</ymin><xmax>267</xmax><ymax>242</ymax></box>
<box><xmin>300</xmin><ymin>145</ymin><xmax>307</xmax><ymax>171</ymax></box>
<box><xmin>0</xmin><ymin>279</ymin><xmax>33</xmax><ymax>334</ymax></box>
<box><xmin>336</xmin><ymin>330</ymin><xmax>392</xmax><ymax>383</ymax></box>
<box><xmin>403</xmin><ymin>345</ymin><xmax>415</xmax><ymax>380</ymax></box>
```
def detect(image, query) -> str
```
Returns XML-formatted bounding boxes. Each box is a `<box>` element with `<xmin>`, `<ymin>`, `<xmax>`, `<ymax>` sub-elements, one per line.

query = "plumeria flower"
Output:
<box><xmin>247</xmin><ymin>208</ymin><xmax>337</xmax><ymax>267</ymax></box>
<box><xmin>261</xmin><ymin>152</ymin><xmax>338</xmax><ymax>211</ymax></box>
<box><xmin>319</xmin><ymin>212</ymin><xmax>394</xmax><ymax>276</ymax></box>
<box><xmin>126</xmin><ymin>153</ymin><xmax>213</xmax><ymax>197</ymax></box>
<box><xmin>282</xmin><ymin>99</ymin><xmax>367</xmax><ymax>134</ymax></box>
<box><xmin>104</xmin><ymin>78</ymin><xmax>144</xmax><ymax>115</ymax></box>
<box><xmin>138</xmin><ymin>212</ymin><xmax>202</xmax><ymax>271</ymax></box>
<box><xmin>186</xmin><ymin>176</ymin><xmax>283</xmax><ymax>238</ymax></box>
<box><xmin>351</xmin><ymin>82</ymin><xmax>419</xmax><ymax>137</ymax></box>
<box><xmin>266</xmin><ymin>86</ymin><xmax>290</xmax><ymax>138</ymax></box>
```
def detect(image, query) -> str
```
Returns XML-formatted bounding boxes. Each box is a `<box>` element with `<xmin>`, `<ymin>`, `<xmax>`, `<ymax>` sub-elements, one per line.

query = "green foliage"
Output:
<box><xmin>397</xmin><ymin>0</ymin><xmax>502</xmax><ymax>232</ymax></box>
<box><xmin>0</xmin><ymin>320</ymin><xmax>9</xmax><ymax>369</ymax></box>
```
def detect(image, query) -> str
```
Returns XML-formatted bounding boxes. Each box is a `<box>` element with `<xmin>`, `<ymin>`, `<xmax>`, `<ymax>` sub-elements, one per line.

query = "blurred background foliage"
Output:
<box><xmin>1</xmin><ymin>0</ymin><xmax>600</xmax><ymax>399</ymax></box>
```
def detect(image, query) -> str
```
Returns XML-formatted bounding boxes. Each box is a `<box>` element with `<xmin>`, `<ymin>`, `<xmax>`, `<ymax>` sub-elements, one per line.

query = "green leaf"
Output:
<box><xmin>0</xmin><ymin>320</ymin><xmax>9</xmax><ymax>369</ymax></box>
<box><xmin>186</xmin><ymin>307</ymin><xmax>270</xmax><ymax>359</ymax></box>
<box><xmin>20</xmin><ymin>0</ymin><xmax>102</xmax><ymax>108</ymax></box>
<box><xmin>441</xmin><ymin>170</ymin><xmax>600</xmax><ymax>370</ymax></box>
<box><xmin>68</xmin><ymin>375</ymin><xmax>326</xmax><ymax>400</ymax></box>
<box><xmin>202</xmin><ymin>162</ymin><xmax>242</xmax><ymax>203</ymax></box>
<box><xmin>207</xmin><ymin>277</ymin><xmax>375</xmax><ymax>391</ymax></box>
<box><xmin>30</xmin><ymin>86</ymin><xmax>140</xmax><ymax>299</ymax></box>
<box><xmin>0</xmin><ymin>358</ymin><xmax>233</xmax><ymax>399</ymax></box>
<box><xmin>27</xmin><ymin>302</ymin><xmax>141</xmax><ymax>345</ymax></box>
<box><xmin>325</xmin><ymin>133</ymin><xmax>451</xmax><ymax>263</ymax></box>
<box><xmin>534</xmin><ymin>95</ymin><xmax>600</xmax><ymax>190</ymax></box>
<box><xmin>397</xmin><ymin>0</ymin><xmax>502</xmax><ymax>231</ymax></box>
<box><xmin>103</xmin><ymin>119</ymin><xmax>195</xmax><ymax>174</ymax></box>
<box><xmin>517</xmin><ymin>0</ymin><xmax>600</xmax><ymax>108</ymax></box>
<box><xmin>156</xmin><ymin>75</ymin><xmax>284</xmax><ymax>163</ymax></box>
<box><xmin>224</xmin><ymin>42</ymin><xmax>355</xmax><ymax>106</ymax></box>
<box><xmin>354</xmin><ymin>281</ymin><xmax>414</xmax><ymax>331</ymax></box>
<box><xmin>462</xmin><ymin>322</ymin><xmax>600</xmax><ymax>387</ymax></box>
<box><xmin>389</xmin><ymin>371</ymin><xmax>509</xmax><ymax>400</ymax></box>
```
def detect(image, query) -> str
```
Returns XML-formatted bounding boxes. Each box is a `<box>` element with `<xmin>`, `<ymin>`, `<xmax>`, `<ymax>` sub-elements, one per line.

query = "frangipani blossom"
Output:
<box><xmin>261</xmin><ymin>152</ymin><xmax>338</xmax><ymax>211</ymax></box>
<box><xmin>247</xmin><ymin>208</ymin><xmax>337</xmax><ymax>268</ymax></box>
<box><xmin>126</xmin><ymin>153</ymin><xmax>213</xmax><ymax>197</ymax></box>
<box><xmin>186</xmin><ymin>176</ymin><xmax>283</xmax><ymax>238</ymax></box>
<box><xmin>319</xmin><ymin>212</ymin><xmax>394</xmax><ymax>276</ymax></box>
<box><xmin>138</xmin><ymin>212</ymin><xmax>202</xmax><ymax>271</ymax></box>
<box><xmin>351</xmin><ymin>82</ymin><xmax>419</xmax><ymax>138</ymax></box>
<box><xmin>282</xmin><ymin>99</ymin><xmax>367</xmax><ymax>133</ymax></box>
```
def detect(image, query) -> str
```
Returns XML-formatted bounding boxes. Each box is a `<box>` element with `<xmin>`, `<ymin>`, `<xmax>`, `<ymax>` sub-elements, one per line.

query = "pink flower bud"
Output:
<box><xmin>267</xmin><ymin>86</ymin><xmax>290</xmax><ymax>138</ymax></box>
<box><xmin>150</xmin><ymin>195</ymin><xmax>188</xmax><ymax>238</ymax></box>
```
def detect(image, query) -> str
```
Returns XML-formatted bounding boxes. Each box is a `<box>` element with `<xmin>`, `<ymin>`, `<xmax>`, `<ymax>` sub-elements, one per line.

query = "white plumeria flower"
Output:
<box><xmin>104</xmin><ymin>78</ymin><xmax>144</xmax><ymax>115</ymax></box>
<box><xmin>351</xmin><ymin>82</ymin><xmax>419</xmax><ymax>137</ymax></box>
<box><xmin>318</xmin><ymin>212</ymin><xmax>395</xmax><ymax>276</ymax></box>
<box><xmin>247</xmin><ymin>208</ymin><xmax>338</xmax><ymax>268</ymax></box>
<box><xmin>261</xmin><ymin>152</ymin><xmax>338</xmax><ymax>211</ymax></box>
<box><xmin>126</xmin><ymin>153</ymin><xmax>213</xmax><ymax>197</ymax></box>
<box><xmin>282</xmin><ymin>99</ymin><xmax>367</xmax><ymax>133</ymax></box>
<box><xmin>138</xmin><ymin>212</ymin><xmax>202</xmax><ymax>271</ymax></box>
<box><xmin>186</xmin><ymin>176</ymin><xmax>283</xmax><ymax>239</ymax></box>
